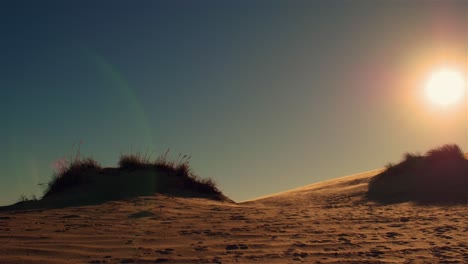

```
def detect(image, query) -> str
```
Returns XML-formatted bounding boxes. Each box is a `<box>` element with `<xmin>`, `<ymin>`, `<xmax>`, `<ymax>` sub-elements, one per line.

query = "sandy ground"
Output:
<box><xmin>0</xmin><ymin>170</ymin><xmax>467</xmax><ymax>263</ymax></box>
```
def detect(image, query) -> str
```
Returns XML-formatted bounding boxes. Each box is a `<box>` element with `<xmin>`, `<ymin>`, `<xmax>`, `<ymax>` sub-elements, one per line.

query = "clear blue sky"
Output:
<box><xmin>1</xmin><ymin>1</ymin><xmax>467</xmax><ymax>205</ymax></box>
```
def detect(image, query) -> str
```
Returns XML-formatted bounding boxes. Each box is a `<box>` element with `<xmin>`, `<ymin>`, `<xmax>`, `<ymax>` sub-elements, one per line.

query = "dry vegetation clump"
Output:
<box><xmin>118</xmin><ymin>150</ymin><xmax>192</xmax><ymax>175</ymax></box>
<box><xmin>426</xmin><ymin>144</ymin><xmax>465</xmax><ymax>162</ymax></box>
<box><xmin>33</xmin><ymin>148</ymin><xmax>227</xmax><ymax>209</ymax></box>
<box><xmin>17</xmin><ymin>194</ymin><xmax>38</xmax><ymax>203</ymax></box>
<box><xmin>44</xmin><ymin>158</ymin><xmax>102</xmax><ymax>198</ymax></box>
<box><xmin>118</xmin><ymin>153</ymin><xmax>153</xmax><ymax>170</ymax></box>
<box><xmin>368</xmin><ymin>144</ymin><xmax>468</xmax><ymax>204</ymax></box>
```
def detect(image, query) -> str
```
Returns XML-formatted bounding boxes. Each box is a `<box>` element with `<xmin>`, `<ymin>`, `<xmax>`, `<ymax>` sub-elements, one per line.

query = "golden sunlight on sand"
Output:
<box><xmin>1</xmin><ymin>169</ymin><xmax>466</xmax><ymax>263</ymax></box>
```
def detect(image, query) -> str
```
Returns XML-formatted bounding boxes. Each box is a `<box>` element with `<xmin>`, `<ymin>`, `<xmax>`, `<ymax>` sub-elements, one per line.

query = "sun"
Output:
<box><xmin>425</xmin><ymin>68</ymin><xmax>465</xmax><ymax>106</ymax></box>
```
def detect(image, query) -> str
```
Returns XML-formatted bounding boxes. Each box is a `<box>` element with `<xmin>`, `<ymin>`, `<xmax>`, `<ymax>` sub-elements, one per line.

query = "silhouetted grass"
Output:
<box><xmin>33</xmin><ymin>149</ymin><xmax>228</xmax><ymax>209</ymax></box>
<box><xmin>43</xmin><ymin>158</ymin><xmax>102</xmax><ymax>198</ymax></box>
<box><xmin>368</xmin><ymin>144</ymin><xmax>468</xmax><ymax>204</ymax></box>
<box><xmin>118</xmin><ymin>152</ymin><xmax>153</xmax><ymax>170</ymax></box>
<box><xmin>426</xmin><ymin>144</ymin><xmax>464</xmax><ymax>162</ymax></box>
<box><xmin>17</xmin><ymin>194</ymin><xmax>38</xmax><ymax>203</ymax></box>
<box><xmin>403</xmin><ymin>152</ymin><xmax>421</xmax><ymax>162</ymax></box>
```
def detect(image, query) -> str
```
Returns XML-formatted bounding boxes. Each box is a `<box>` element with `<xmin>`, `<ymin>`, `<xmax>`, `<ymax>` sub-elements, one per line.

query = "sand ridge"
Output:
<box><xmin>0</xmin><ymin>171</ymin><xmax>467</xmax><ymax>263</ymax></box>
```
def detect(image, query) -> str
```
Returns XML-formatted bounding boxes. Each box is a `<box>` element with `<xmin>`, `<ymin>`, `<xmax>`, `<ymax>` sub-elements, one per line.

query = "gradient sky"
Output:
<box><xmin>1</xmin><ymin>1</ymin><xmax>467</xmax><ymax>205</ymax></box>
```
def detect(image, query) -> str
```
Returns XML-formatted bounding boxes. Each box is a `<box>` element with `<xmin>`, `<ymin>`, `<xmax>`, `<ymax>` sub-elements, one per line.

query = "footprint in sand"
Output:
<box><xmin>61</xmin><ymin>214</ymin><xmax>80</xmax><ymax>219</ymax></box>
<box><xmin>230</xmin><ymin>214</ymin><xmax>247</xmax><ymax>221</ymax></box>
<box><xmin>385</xmin><ymin>231</ymin><xmax>400</xmax><ymax>238</ymax></box>
<box><xmin>225</xmin><ymin>244</ymin><xmax>248</xmax><ymax>250</ymax></box>
<box><xmin>128</xmin><ymin>210</ymin><xmax>156</xmax><ymax>219</ymax></box>
<box><xmin>156</xmin><ymin>248</ymin><xmax>175</xmax><ymax>255</ymax></box>
<box><xmin>194</xmin><ymin>245</ymin><xmax>208</xmax><ymax>251</ymax></box>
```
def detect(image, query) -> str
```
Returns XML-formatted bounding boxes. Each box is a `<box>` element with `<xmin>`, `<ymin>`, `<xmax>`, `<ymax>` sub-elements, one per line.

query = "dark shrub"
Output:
<box><xmin>17</xmin><ymin>194</ymin><xmax>37</xmax><ymax>203</ymax></box>
<box><xmin>425</xmin><ymin>144</ymin><xmax>464</xmax><ymax>162</ymax></box>
<box><xmin>43</xmin><ymin>158</ymin><xmax>101</xmax><ymax>198</ymax></box>
<box><xmin>403</xmin><ymin>152</ymin><xmax>421</xmax><ymax>162</ymax></box>
<box><xmin>118</xmin><ymin>154</ymin><xmax>152</xmax><ymax>170</ymax></box>
<box><xmin>368</xmin><ymin>144</ymin><xmax>467</xmax><ymax>204</ymax></box>
<box><xmin>36</xmin><ymin>150</ymin><xmax>228</xmax><ymax>208</ymax></box>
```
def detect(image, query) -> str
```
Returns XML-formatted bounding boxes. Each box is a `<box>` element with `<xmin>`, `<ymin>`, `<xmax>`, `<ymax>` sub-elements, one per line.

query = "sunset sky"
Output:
<box><xmin>1</xmin><ymin>1</ymin><xmax>467</xmax><ymax>205</ymax></box>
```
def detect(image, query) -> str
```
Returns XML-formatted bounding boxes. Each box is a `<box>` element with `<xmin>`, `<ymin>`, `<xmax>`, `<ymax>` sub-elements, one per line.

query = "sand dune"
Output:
<box><xmin>1</xmin><ymin>170</ymin><xmax>467</xmax><ymax>263</ymax></box>
<box><xmin>246</xmin><ymin>169</ymin><xmax>383</xmax><ymax>203</ymax></box>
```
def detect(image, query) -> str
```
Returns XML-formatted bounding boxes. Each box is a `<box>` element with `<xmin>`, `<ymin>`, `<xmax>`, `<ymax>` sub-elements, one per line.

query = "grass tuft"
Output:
<box><xmin>425</xmin><ymin>144</ymin><xmax>464</xmax><ymax>162</ymax></box>
<box><xmin>118</xmin><ymin>152</ymin><xmax>153</xmax><ymax>170</ymax></box>
<box><xmin>403</xmin><ymin>152</ymin><xmax>421</xmax><ymax>162</ymax></box>
<box><xmin>368</xmin><ymin>144</ymin><xmax>467</xmax><ymax>204</ymax></box>
<box><xmin>43</xmin><ymin>157</ymin><xmax>102</xmax><ymax>198</ymax></box>
<box><xmin>38</xmin><ymin>147</ymin><xmax>226</xmax><ymax>207</ymax></box>
<box><xmin>17</xmin><ymin>194</ymin><xmax>38</xmax><ymax>203</ymax></box>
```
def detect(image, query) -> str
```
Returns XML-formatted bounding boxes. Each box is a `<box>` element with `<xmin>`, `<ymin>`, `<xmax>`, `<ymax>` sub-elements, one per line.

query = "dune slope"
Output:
<box><xmin>1</xmin><ymin>170</ymin><xmax>467</xmax><ymax>263</ymax></box>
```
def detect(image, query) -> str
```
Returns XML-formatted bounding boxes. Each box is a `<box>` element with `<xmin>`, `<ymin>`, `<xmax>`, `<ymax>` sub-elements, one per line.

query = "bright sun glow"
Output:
<box><xmin>425</xmin><ymin>69</ymin><xmax>465</xmax><ymax>106</ymax></box>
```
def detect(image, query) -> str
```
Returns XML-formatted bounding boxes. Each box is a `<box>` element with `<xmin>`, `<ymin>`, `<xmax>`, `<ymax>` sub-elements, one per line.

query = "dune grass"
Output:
<box><xmin>43</xmin><ymin>158</ymin><xmax>102</xmax><ymax>198</ymax></box>
<box><xmin>368</xmin><ymin>144</ymin><xmax>468</xmax><ymax>204</ymax></box>
<box><xmin>35</xmin><ymin>148</ymin><xmax>226</xmax><ymax>209</ymax></box>
<box><xmin>17</xmin><ymin>194</ymin><xmax>38</xmax><ymax>203</ymax></box>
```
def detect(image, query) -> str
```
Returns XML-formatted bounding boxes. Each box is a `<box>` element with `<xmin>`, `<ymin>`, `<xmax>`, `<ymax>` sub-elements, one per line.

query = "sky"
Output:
<box><xmin>1</xmin><ymin>0</ymin><xmax>467</xmax><ymax>205</ymax></box>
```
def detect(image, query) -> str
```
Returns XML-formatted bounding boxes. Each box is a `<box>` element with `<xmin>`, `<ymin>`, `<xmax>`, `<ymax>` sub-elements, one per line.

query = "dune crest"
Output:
<box><xmin>1</xmin><ymin>145</ymin><xmax>467</xmax><ymax>263</ymax></box>
<box><xmin>2</xmin><ymin>166</ymin><xmax>466</xmax><ymax>263</ymax></box>
<box><xmin>2</xmin><ymin>153</ymin><xmax>231</xmax><ymax>212</ymax></box>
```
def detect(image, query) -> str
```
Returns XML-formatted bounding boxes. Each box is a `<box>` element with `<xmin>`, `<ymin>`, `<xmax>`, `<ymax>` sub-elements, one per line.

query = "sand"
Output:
<box><xmin>1</xmin><ymin>170</ymin><xmax>467</xmax><ymax>263</ymax></box>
